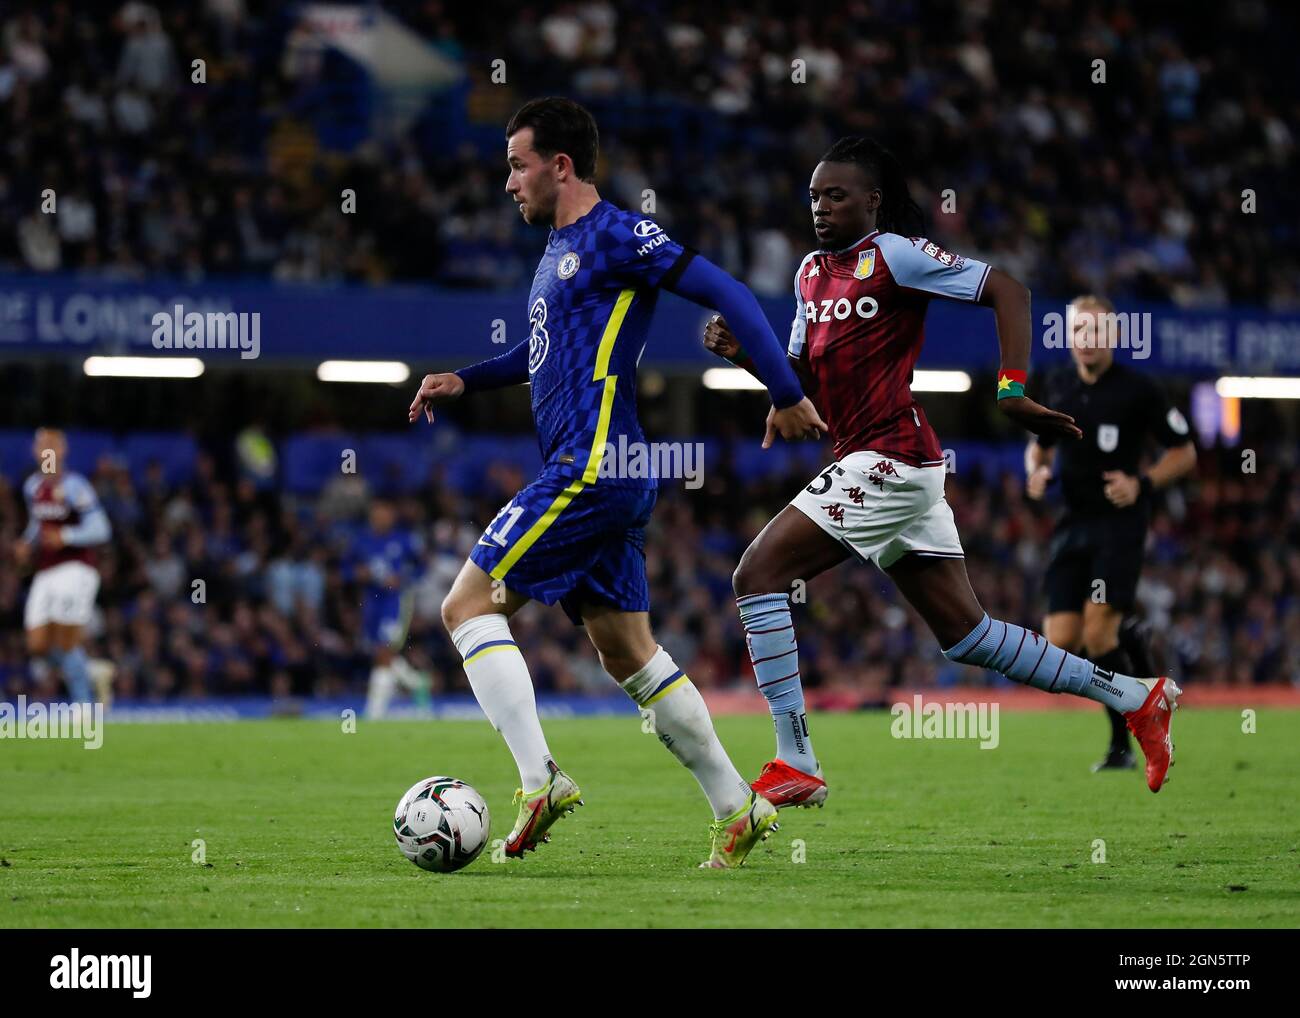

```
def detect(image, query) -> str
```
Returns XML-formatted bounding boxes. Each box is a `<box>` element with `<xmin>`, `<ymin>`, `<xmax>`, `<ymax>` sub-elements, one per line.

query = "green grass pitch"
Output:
<box><xmin>2</xmin><ymin>709</ymin><xmax>1297</xmax><ymax>928</ymax></box>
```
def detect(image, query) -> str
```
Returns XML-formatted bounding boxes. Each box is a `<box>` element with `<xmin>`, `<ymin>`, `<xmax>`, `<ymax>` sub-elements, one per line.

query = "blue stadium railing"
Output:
<box><xmin>0</xmin><ymin>429</ymin><xmax>1030</xmax><ymax>496</ymax></box>
<box><xmin>3</xmin><ymin>273</ymin><xmax>1298</xmax><ymax>376</ymax></box>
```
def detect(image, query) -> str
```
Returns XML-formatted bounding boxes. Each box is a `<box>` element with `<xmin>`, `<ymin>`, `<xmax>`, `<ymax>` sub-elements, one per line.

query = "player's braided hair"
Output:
<box><xmin>820</xmin><ymin>136</ymin><xmax>925</xmax><ymax>237</ymax></box>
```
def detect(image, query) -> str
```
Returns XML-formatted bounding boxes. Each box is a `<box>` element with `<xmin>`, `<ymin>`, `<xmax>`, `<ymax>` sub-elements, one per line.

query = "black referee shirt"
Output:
<box><xmin>1034</xmin><ymin>361</ymin><xmax>1192</xmax><ymax>515</ymax></box>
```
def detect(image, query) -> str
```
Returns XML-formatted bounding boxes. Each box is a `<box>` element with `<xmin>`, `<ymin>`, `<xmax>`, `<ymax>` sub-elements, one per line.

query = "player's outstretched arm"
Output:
<box><xmin>704</xmin><ymin>315</ymin><xmax>816</xmax><ymax>394</ymax></box>
<box><xmin>669</xmin><ymin>256</ymin><xmax>826</xmax><ymax>444</ymax></box>
<box><xmin>408</xmin><ymin>372</ymin><xmax>465</xmax><ymax>423</ymax></box>
<box><xmin>978</xmin><ymin>268</ymin><xmax>1082</xmax><ymax>441</ymax></box>
<box><xmin>408</xmin><ymin>339</ymin><xmax>529</xmax><ymax>423</ymax></box>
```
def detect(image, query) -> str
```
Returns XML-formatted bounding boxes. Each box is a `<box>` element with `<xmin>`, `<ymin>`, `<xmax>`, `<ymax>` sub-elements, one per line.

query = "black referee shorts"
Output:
<box><xmin>1045</xmin><ymin>511</ymin><xmax>1147</xmax><ymax>614</ymax></box>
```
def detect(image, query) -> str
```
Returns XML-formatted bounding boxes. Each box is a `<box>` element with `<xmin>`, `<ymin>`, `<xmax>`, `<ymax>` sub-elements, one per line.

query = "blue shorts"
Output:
<box><xmin>363</xmin><ymin>589</ymin><xmax>413</xmax><ymax>650</ymax></box>
<box><xmin>470</xmin><ymin>470</ymin><xmax>657</xmax><ymax>625</ymax></box>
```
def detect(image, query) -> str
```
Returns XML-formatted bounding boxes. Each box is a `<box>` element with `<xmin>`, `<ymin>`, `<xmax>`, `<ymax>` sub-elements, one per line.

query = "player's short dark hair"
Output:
<box><xmin>820</xmin><ymin>136</ymin><xmax>925</xmax><ymax>237</ymax></box>
<box><xmin>506</xmin><ymin>97</ymin><xmax>599</xmax><ymax>183</ymax></box>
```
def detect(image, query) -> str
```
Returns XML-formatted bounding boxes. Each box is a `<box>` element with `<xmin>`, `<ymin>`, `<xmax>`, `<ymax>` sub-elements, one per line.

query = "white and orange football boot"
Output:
<box><xmin>1124</xmin><ymin>677</ymin><xmax>1182</xmax><ymax>793</ymax></box>
<box><xmin>751</xmin><ymin>758</ymin><xmax>828</xmax><ymax>809</ymax></box>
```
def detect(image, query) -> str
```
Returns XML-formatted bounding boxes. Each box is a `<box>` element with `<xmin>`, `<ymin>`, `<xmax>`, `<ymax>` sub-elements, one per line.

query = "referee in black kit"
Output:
<box><xmin>1025</xmin><ymin>295</ymin><xmax>1198</xmax><ymax>771</ymax></box>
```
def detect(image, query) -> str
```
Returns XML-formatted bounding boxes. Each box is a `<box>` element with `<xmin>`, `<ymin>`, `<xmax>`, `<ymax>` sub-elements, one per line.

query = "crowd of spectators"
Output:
<box><xmin>1</xmin><ymin>433</ymin><xmax>1296</xmax><ymax>705</ymax></box>
<box><xmin>1</xmin><ymin>1</ymin><xmax>1296</xmax><ymax>304</ymax></box>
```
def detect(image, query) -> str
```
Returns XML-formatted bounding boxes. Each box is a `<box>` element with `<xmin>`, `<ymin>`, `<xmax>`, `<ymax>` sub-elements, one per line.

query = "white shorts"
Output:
<box><xmin>790</xmin><ymin>451</ymin><xmax>964</xmax><ymax>569</ymax></box>
<box><xmin>24</xmin><ymin>561</ymin><xmax>101</xmax><ymax>629</ymax></box>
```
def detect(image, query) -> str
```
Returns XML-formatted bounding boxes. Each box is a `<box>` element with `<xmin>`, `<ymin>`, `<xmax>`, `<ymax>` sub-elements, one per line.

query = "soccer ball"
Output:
<box><xmin>393</xmin><ymin>776</ymin><xmax>491</xmax><ymax>872</ymax></box>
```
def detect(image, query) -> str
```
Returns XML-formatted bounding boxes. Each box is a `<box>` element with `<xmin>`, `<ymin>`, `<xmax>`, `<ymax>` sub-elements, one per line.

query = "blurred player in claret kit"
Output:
<box><xmin>1026</xmin><ymin>295</ymin><xmax>1197</xmax><ymax>772</ymax></box>
<box><xmin>350</xmin><ymin>498</ymin><xmax>432</xmax><ymax>719</ymax></box>
<box><xmin>14</xmin><ymin>429</ymin><xmax>112</xmax><ymax>705</ymax></box>
<box><xmin>705</xmin><ymin>137</ymin><xmax>1183</xmax><ymax>803</ymax></box>
<box><xmin>408</xmin><ymin>97</ymin><xmax>826</xmax><ymax>868</ymax></box>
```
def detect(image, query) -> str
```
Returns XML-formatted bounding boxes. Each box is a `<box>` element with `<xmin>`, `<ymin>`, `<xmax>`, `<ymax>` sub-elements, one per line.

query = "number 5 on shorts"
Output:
<box><xmin>805</xmin><ymin>464</ymin><xmax>845</xmax><ymax>496</ymax></box>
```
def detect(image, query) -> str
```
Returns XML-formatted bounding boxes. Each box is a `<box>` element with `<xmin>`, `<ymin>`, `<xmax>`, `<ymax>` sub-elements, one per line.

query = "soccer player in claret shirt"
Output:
<box><xmin>15</xmin><ymin>429</ymin><xmax>112</xmax><ymax>705</ymax></box>
<box><xmin>704</xmin><ymin>137</ymin><xmax>1181</xmax><ymax>805</ymax></box>
<box><xmin>409</xmin><ymin>98</ymin><xmax>826</xmax><ymax>868</ymax></box>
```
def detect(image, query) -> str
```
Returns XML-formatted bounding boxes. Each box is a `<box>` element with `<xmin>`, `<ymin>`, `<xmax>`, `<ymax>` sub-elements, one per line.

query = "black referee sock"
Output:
<box><xmin>1091</xmin><ymin>646</ymin><xmax>1134</xmax><ymax>753</ymax></box>
<box><xmin>1118</xmin><ymin>616</ymin><xmax>1157</xmax><ymax>678</ymax></box>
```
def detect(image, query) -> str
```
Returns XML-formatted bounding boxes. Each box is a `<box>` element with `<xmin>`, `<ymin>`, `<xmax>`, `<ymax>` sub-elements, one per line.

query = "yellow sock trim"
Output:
<box><xmin>464</xmin><ymin>643</ymin><xmax>519</xmax><ymax>667</ymax></box>
<box><xmin>641</xmin><ymin>674</ymin><xmax>689</xmax><ymax>707</ymax></box>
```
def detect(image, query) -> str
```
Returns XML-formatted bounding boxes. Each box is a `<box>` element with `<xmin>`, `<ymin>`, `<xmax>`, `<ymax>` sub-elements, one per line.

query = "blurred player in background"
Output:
<box><xmin>14</xmin><ymin>429</ymin><xmax>112</xmax><ymax>704</ymax></box>
<box><xmin>410</xmin><ymin>97</ymin><xmax>825</xmax><ymax>868</ymax></box>
<box><xmin>705</xmin><ymin>137</ymin><xmax>1182</xmax><ymax>803</ymax></box>
<box><xmin>351</xmin><ymin>498</ymin><xmax>431</xmax><ymax>718</ymax></box>
<box><xmin>1026</xmin><ymin>295</ymin><xmax>1197</xmax><ymax>771</ymax></box>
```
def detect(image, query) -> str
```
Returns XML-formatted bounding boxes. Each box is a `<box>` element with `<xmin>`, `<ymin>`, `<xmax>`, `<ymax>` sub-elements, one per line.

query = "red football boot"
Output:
<box><xmin>1125</xmin><ymin>678</ymin><xmax>1182</xmax><ymax>793</ymax></box>
<box><xmin>751</xmin><ymin>759</ymin><xmax>828</xmax><ymax>809</ymax></box>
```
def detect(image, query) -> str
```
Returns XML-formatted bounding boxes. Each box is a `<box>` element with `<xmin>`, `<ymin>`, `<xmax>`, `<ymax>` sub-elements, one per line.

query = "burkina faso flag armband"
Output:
<box><xmin>997</xmin><ymin>369</ymin><xmax>1027</xmax><ymax>400</ymax></box>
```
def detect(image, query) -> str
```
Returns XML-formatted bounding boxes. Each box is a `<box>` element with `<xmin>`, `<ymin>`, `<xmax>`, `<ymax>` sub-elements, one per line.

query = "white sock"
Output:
<box><xmin>451</xmin><ymin>614</ymin><xmax>553</xmax><ymax>791</ymax></box>
<box><xmin>389</xmin><ymin>655</ymin><xmax>426</xmax><ymax>691</ymax></box>
<box><xmin>620</xmin><ymin>646</ymin><xmax>751</xmax><ymax>819</ymax></box>
<box><xmin>366</xmin><ymin>666</ymin><xmax>396</xmax><ymax>718</ymax></box>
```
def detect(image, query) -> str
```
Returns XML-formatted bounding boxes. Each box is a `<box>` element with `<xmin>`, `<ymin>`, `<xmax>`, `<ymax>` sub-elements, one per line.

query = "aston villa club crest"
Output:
<box><xmin>557</xmin><ymin>252</ymin><xmax>580</xmax><ymax>279</ymax></box>
<box><xmin>854</xmin><ymin>250</ymin><xmax>876</xmax><ymax>279</ymax></box>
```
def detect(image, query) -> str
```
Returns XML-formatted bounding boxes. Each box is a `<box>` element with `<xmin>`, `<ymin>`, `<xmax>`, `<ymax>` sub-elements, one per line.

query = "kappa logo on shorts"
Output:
<box><xmin>821</xmin><ymin>504</ymin><xmax>846</xmax><ymax>528</ymax></box>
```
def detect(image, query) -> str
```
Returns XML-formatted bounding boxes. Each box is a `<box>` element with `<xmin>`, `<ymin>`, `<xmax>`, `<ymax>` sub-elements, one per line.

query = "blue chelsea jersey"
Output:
<box><xmin>348</xmin><ymin>527</ymin><xmax>423</xmax><ymax>595</ymax></box>
<box><xmin>526</xmin><ymin>200</ymin><xmax>691</xmax><ymax>490</ymax></box>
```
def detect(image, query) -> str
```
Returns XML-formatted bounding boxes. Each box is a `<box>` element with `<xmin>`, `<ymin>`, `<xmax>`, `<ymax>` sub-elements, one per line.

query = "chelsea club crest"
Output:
<box><xmin>557</xmin><ymin>252</ymin><xmax>580</xmax><ymax>279</ymax></box>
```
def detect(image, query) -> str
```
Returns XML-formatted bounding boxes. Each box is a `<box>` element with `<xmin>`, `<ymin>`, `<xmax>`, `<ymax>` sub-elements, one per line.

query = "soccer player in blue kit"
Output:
<box><xmin>349</xmin><ymin>499</ymin><xmax>431</xmax><ymax>719</ymax></box>
<box><xmin>409</xmin><ymin>97</ymin><xmax>826</xmax><ymax>868</ymax></box>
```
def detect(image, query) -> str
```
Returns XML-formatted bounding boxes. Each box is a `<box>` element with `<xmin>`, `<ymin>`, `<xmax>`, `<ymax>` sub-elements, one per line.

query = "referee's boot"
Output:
<box><xmin>1092</xmin><ymin>706</ymin><xmax>1138</xmax><ymax>772</ymax></box>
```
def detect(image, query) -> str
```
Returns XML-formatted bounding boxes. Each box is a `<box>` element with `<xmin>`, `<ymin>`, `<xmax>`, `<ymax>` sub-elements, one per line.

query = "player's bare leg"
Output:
<box><xmin>1042</xmin><ymin>612</ymin><xmax>1082</xmax><ymax>654</ymax></box>
<box><xmin>731</xmin><ymin>505</ymin><xmax>847</xmax><ymax>807</ymax></box>
<box><xmin>887</xmin><ymin>555</ymin><xmax>1179</xmax><ymax>792</ymax></box>
<box><xmin>582</xmin><ymin>602</ymin><xmax>778</xmax><ymax>867</ymax></box>
<box><xmin>25</xmin><ymin>622</ymin><xmax>51</xmax><ymax>658</ymax></box>
<box><xmin>441</xmin><ymin>560</ymin><xmax>579</xmax><ymax>857</ymax></box>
